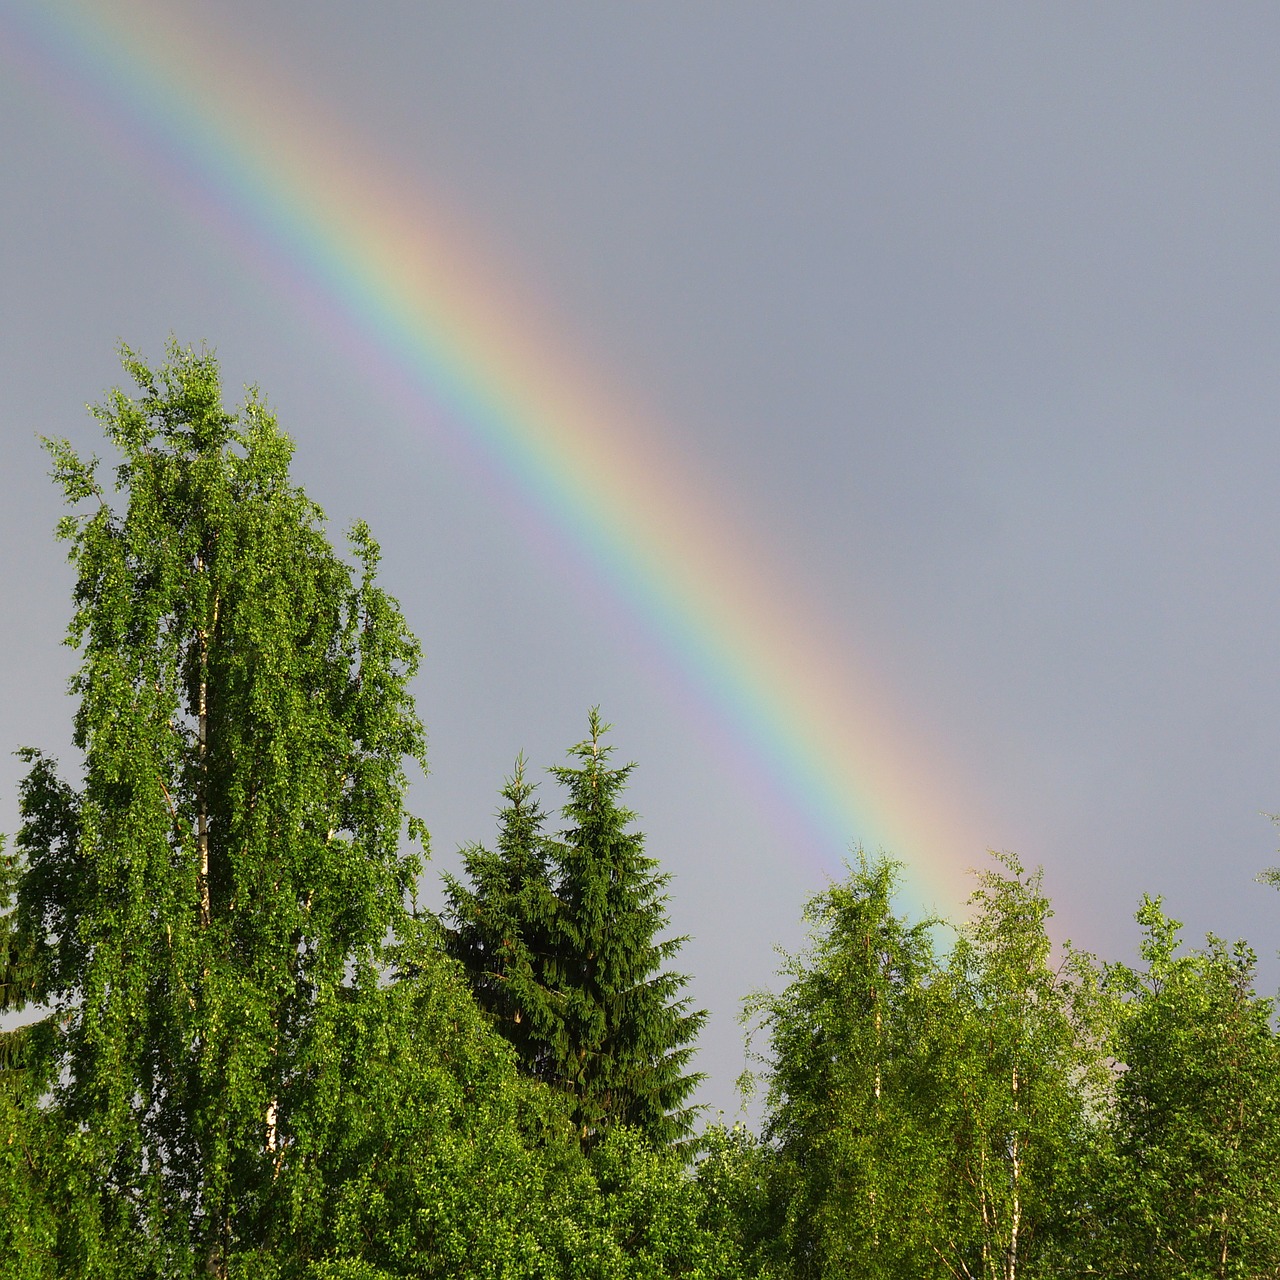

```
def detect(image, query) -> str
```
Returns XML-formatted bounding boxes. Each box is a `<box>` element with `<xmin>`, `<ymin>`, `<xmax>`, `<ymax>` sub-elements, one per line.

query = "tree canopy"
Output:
<box><xmin>3</xmin><ymin>341</ymin><xmax>1280</xmax><ymax>1279</ymax></box>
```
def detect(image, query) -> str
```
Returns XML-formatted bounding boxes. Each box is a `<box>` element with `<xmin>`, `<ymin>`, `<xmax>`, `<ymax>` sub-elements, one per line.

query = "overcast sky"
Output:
<box><xmin>4</xmin><ymin>1</ymin><xmax>1280</xmax><ymax>1115</ymax></box>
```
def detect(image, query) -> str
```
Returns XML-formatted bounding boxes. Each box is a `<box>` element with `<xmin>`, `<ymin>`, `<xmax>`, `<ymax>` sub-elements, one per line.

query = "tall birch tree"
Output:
<box><xmin>926</xmin><ymin>855</ymin><xmax>1109</xmax><ymax>1280</ymax></box>
<box><xmin>745</xmin><ymin>853</ymin><xmax>942</xmax><ymax>1279</ymax></box>
<box><xmin>13</xmin><ymin>343</ymin><xmax>427</xmax><ymax>1277</ymax></box>
<box><xmin>1087</xmin><ymin>898</ymin><xmax>1280</xmax><ymax>1278</ymax></box>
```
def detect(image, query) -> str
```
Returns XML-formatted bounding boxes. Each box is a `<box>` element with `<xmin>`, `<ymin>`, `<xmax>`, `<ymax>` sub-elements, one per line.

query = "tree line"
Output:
<box><xmin>3</xmin><ymin>345</ymin><xmax>1280</xmax><ymax>1279</ymax></box>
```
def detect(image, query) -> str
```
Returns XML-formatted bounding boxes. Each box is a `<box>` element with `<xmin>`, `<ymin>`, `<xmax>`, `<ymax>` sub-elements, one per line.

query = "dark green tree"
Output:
<box><xmin>447</xmin><ymin>712</ymin><xmax>706</xmax><ymax>1149</ymax></box>
<box><xmin>1</xmin><ymin>835</ymin><xmax>60</xmax><ymax>1279</ymax></box>
<box><xmin>546</xmin><ymin>713</ymin><xmax>706</xmax><ymax>1147</ymax></box>
<box><xmin>442</xmin><ymin>756</ymin><xmax>563</xmax><ymax>1079</ymax></box>
<box><xmin>11</xmin><ymin>343</ymin><xmax>428</xmax><ymax>1277</ymax></box>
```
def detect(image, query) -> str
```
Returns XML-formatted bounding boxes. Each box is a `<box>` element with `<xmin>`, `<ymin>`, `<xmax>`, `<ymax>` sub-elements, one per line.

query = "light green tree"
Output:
<box><xmin>924</xmin><ymin>854</ymin><xmax>1111</xmax><ymax>1280</ymax></box>
<box><xmin>1086</xmin><ymin>896</ymin><xmax>1280</xmax><ymax>1278</ymax></box>
<box><xmin>3</xmin><ymin>343</ymin><xmax>762</xmax><ymax>1280</ymax></box>
<box><xmin>11</xmin><ymin>343</ymin><xmax>428</xmax><ymax>1277</ymax></box>
<box><xmin>745</xmin><ymin>853</ymin><xmax>943</xmax><ymax>1279</ymax></box>
<box><xmin>749</xmin><ymin>853</ymin><xmax>1110</xmax><ymax>1280</ymax></box>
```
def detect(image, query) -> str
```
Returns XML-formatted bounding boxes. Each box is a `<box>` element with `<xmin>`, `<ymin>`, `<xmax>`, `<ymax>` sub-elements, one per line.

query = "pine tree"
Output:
<box><xmin>11</xmin><ymin>342</ymin><xmax>428</xmax><ymax>1277</ymax></box>
<box><xmin>447</xmin><ymin>711</ymin><xmax>707</xmax><ymax>1148</ymax></box>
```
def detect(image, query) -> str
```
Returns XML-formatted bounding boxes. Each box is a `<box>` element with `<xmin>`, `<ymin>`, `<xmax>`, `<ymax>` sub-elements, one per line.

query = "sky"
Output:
<box><xmin>3</xmin><ymin>1</ymin><xmax>1280</xmax><ymax>1116</ymax></box>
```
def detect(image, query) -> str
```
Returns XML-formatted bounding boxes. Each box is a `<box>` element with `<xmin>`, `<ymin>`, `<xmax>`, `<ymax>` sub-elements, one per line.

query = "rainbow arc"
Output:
<box><xmin>3</xmin><ymin>0</ymin><xmax>995</xmax><ymax>913</ymax></box>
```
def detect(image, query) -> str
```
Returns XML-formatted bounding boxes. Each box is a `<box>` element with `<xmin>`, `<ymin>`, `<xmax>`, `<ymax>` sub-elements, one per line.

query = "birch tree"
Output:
<box><xmin>925</xmin><ymin>855</ymin><xmax>1109</xmax><ymax>1280</ymax></box>
<box><xmin>750</xmin><ymin>854</ymin><xmax>1108</xmax><ymax>1280</ymax></box>
<box><xmin>746</xmin><ymin>854</ymin><xmax>944</xmax><ymax>1279</ymax></box>
<box><xmin>13</xmin><ymin>343</ymin><xmax>427</xmax><ymax>1277</ymax></box>
<box><xmin>1087</xmin><ymin>897</ymin><xmax>1280</xmax><ymax>1277</ymax></box>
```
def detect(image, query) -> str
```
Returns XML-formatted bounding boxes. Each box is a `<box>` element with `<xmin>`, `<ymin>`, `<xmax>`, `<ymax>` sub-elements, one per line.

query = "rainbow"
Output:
<box><xmin>3</xmin><ymin>0</ymin><xmax>992</xmax><ymax>912</ymax></box>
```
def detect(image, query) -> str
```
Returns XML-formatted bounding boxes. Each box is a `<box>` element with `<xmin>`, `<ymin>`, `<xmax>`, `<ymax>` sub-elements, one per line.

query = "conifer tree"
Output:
<box><xmin>10</xmin><ymin>343</ymin><xmax>428</xmax><ymax>1277</ymax></box>
<box><xmin>546</xmin><ymin>711</ymin><xmax>706</xmax><ymax>1146</ymax></box>
<box><xmin>447</xmin><ymin>712</ymin><xmax>706</xmax><ymax>1148</ymax></box>
<box><xmin>443</xmin><ymin>756</ymin><xmax>562</xmax><ymax>1076</ymax></box>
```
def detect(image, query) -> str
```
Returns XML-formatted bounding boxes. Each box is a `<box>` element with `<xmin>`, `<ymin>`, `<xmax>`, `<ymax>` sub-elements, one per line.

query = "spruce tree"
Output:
<box><xmin>442</xmin><ymin>756</ymin><xmax>562</xmax><ymax>1077</ymax></box>
<box><xmin>547</xmin><ymin>711</ymin><xmax>706</xmax><ymax>1146</ymax></box>
<box><xmin>447</xmin><ymin>711</ymin><xmax>706</xmax><ymax>1148</ymax></box>
<box><xmin>10</xmin><ymin>343</ymin><xmax>428</xmax><ymax>1277</ymax></box>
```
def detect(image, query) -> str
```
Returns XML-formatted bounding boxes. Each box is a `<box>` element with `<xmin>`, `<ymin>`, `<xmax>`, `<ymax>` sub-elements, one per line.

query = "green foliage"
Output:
<box><xmin>582</xmin><ymin>1126</ymin><xmax>764</xmax><ymax>1280</ymax></box>
<box><xmin>1</xmin><ymin>836</ymin><xmax>64</xmax><ymax>1280</ymax></box>
<box><xmin>446</xmin><ymin>711</ymin><xmax>707</xmax><ymax>1150</ymax></box>
<box><xmin>1</xmin><ymin>344</ymin><xmax>753</xmax><ymax>1280</ymax></box>
<box><xmin>0</xmin><ymin>835</ymin><xmax>40</xmax><ymax>1083</ymax></box>
<box><xmin>268</xmin><ymin>923</ymin><xmax>757</xmax><ymax>1279</ymax></box>
<box><xmin>11</xmin><ymin>339</ymin><xmax>1280</xmax><ymax>1279</ymax></box>
<box><xmin>275</xmin><ymin>920</ymin><xmax>587</xmax><ymax>1279</ymax></box>
<box><xmin>690</xmin><ymin>1124</ymin><xmax>782</xmax><ymax>1280</ymax></box>
<box><xmin>13</xmin><ymin>342</ymin><xmax>428</xmax><ymax>1276</ymax></box>
<box><xmin>748</xmin><ymin>853</ymin><xmax>1112</xmax><ymax>1280</ymax></box>
<box><xmin>1084</xmin><ymin>897</ymin><xmax>1280</xmax><ymax>1278</ymax></box>
<box><xmin>443</xmin><ymin>758</ymin><xmax>562</xmax><ymax>1080</ymax></box>
<box><xmin>923</xmin><ymin>854</ymin><xmax>1112</xmax><ymax>1280</ymax></box>
<box><xmin>745</xmin><ymin>852</ymin><xmax>943</xmax><ymax>1278</ymax></box>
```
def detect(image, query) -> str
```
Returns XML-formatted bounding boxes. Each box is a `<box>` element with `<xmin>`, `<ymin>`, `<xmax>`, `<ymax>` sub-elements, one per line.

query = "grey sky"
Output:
<box><xmin>4</xmin><ymin>2</ymin><xmax>1280</xmax><ymax>1115</ymax></box>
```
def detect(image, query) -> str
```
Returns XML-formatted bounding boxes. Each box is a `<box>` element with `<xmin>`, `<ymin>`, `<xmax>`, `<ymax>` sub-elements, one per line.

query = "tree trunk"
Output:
<box><xmin>196</xmin><ymin>576</ymin><xmax>218</xmax><ymax>928</ymax></box>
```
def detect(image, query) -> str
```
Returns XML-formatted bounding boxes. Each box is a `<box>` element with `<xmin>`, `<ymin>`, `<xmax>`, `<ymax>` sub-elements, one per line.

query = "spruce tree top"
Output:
<box><xmin>447</xmin><ymin>710</ymin><xmax>707</xmax><ymax>1149</ymax></box>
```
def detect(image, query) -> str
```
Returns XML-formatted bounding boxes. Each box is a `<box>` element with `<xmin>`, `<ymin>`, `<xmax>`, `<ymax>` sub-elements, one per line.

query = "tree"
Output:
<box><xmin>284</xmin><ymin>918</ymin><xmax>593</xmax><ymax>1280</ymax></box>
<box><xmin>11</xmin><ymin>343</ymin><xmax>428</xmax><ymax>1277</ymax></box>
<box><xmin>923</xmin><ymin>854</ymin><xmax>1111</xmax><ymax>1280</ymax></box>
<box><xmin>744</xmin><ymin>853</ymin><xmax>944</xmax><ymax>1279</ymax></box>
<box><xmin>748</xmin><ymin>853</ymin><xmax>1110</xmax><ymax>1280</ymax></box>
<box><xmin>446</xmin><ymin>712</ymin><xmax>706</xmax><ymax>1149</ymax></box>
<box><xmin>1087</xmin><ymin>897</ymin><xmax>1280</xmax><ymax>1278</ymax></box>
<box><xmin>0</xmin><ymin>834</ymin><xmax>60</xmax><ymax>1279</ymax></box>
<box><xmin>442</xmin><ymin>756</ymin><xmax>563</xmax><ymax>1080</ymax></box>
